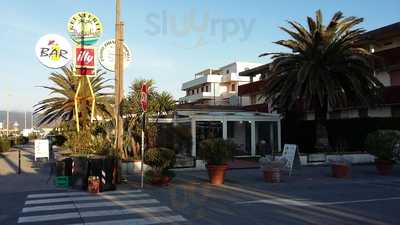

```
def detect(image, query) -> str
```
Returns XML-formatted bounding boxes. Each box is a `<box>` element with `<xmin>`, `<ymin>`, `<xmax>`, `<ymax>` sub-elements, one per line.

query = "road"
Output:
<box><xmin>1</xmin><ymin>146</ymin><xmax>400</xmax><ymax>225</ymax></box>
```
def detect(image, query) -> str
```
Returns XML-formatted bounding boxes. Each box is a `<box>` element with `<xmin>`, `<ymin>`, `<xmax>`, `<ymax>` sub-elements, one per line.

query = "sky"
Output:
<box><xmin>0</xmin><ymin>0</ymin><xmax>399</xmax><ymax>111</ymax></box>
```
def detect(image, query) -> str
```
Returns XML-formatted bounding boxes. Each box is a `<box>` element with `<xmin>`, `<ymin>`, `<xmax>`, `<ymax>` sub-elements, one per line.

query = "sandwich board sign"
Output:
<box><xmin>34</xmin><ymin>139</ymin><xmax>49</xmax><ymax>161</ymax></box>
<box><xmin>281</xmin><ymin>144</ymin><xmax>301</xmax><ymax>176</ymax></box>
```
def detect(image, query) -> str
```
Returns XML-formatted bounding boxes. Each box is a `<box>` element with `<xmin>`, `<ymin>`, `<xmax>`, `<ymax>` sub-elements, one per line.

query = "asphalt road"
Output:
<box><xmin>1</xmin><ymin>147</ymin><xmax>400</xmax><ymax>225</ymax></box>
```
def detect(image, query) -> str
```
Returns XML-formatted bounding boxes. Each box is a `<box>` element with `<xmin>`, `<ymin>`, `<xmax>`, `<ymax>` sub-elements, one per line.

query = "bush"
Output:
<box><xmin>365</xmin><ymin>130</ymin><xmax>400</xmax><ymax>161</ymax></box>
<box><xmin>0</xmin><ymin>138</ymin><xmax>11</xmax><ymax>153</ymax></box>
<box><xmin>144</xmin><ymin>147</ymin><xmax>176</xmax><ymax>176</ymax></box>
<box><xmin>198</xmin><ymin>138</ymin><xmax>235</xmax><ymax>165</ymax></box>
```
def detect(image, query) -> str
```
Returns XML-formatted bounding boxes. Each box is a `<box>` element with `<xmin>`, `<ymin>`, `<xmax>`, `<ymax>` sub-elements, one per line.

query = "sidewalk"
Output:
<box><xmin>0</xmin><ymin>145</ymin><xmax>56</xmax><ymax>194</ymax></box>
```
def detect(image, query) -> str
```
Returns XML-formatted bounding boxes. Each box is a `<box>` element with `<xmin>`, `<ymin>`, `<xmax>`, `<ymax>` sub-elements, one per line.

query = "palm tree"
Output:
<box><xmin>34</xmin><ymin>66</ymin><xmax>114</xmax><ymax>128</ymax></box>
<box><xmin>260</xmin><ymin>10</ymin><xmax>383</xmax><ymax>150</ymax></box>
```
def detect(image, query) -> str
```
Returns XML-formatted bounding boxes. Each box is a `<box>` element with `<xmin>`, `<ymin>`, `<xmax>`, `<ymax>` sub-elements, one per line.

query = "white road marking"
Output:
<box><xmin>27</xmin><ymin>190</ymin><xmax>142</xmax><ymax>199</ymax></box>
<box><xmin>25</xmin><ymin>193</ymin><xmax>150</xmax><ymax>205</ymax></box>
<box><xmin>22</xmin><ymin>199</ymin><xmax>159</xmax><ymax>213</ymax></box>
<box><xmin>18</xmin><ymin>206</ymin><xmax>172</xmax><ymax>223</ymax></box>
<box><xmin>237</xmin><ymin>196</ymin><xmax>400</xmax><ymax>206</ymax></box>
<box><xmin>67</xmin><ymin>215</ymin><xmax>187</xmax><ymax>225</ymax></box>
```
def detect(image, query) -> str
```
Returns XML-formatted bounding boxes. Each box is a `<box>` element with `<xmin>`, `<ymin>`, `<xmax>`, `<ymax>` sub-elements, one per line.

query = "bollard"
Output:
<box><xmin>18</xmin><ymin>147</ymin><xmax>21</xmax><ymax>175</ymax></box>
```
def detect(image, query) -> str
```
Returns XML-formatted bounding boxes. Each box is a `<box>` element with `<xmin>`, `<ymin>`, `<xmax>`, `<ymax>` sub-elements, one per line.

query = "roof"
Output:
<box><xmin>239</xmin><ymin>63</ymin><xmax>271</xmax><ymax>77</ymax></box>
<box><xmin>361</xmin><ymin>22</ymin><xmax>400</xmax><ymax>43</ymax></box>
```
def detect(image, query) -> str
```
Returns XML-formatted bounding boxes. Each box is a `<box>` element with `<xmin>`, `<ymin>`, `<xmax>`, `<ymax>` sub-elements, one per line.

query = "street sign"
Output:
<box><xmin>35</xmin><ymin>34</ymin><xmax>72</xmax><ymax>68</ymax></box>
<box><xmin>34</xmin><ymin>139</ymin><xmax>49</xmax><ymax>161</ymax></box>
<box><xmin>98</xmin><ymin>39</ymin><xmax>133</xmax><ymax>71</ymax></box>
<box><xmin>141</xmin><ymin>84</ymin><xmax>148</xmax><ymax>112</ymax></box>
<box><xmin>73</xmin><ymin>45</ymin><xmax>96</xmax><ymax>76</ymax></box>
<box><xmin>67</xmin><ymin>12</ymin><xmax>103</xmax><ymax>45</ymax></box>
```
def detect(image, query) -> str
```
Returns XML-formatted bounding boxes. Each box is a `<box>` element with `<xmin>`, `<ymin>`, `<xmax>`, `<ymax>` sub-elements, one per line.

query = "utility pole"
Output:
<box><xmin>115</xmin><ymin>0</ymin><xmax>125</xmax><ymax>156</ymax></box>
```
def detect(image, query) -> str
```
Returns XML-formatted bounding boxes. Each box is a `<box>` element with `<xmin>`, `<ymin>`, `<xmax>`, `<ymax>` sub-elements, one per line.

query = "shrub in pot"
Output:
<box><xmin>259</xmin><ymin>156</ymin><xmax>286</xmax><ymax>183</ymax></box>
<box><xmin>144</xmin><ymin>147</ymin><xmax>176</xmax><ymax>186</ymax></box>
<box><xmin>365</xmin><ymin>130</ymin><xmax>400</xmax><ymax>176</ymax></box>
<box><xmin>329</xmin><ymin>157</ymin><xmax>351</xmax><ymax>178</ymax></box>
<box><xmin>198</xmin><ymin>138</ymin><xmax>235</xmax><ymax>185</ymax></box>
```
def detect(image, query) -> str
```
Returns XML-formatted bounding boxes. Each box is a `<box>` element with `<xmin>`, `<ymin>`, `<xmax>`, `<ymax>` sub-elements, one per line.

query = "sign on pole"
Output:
<box><xmin>67</xmin><ymin>12</ymin><xmax>103</xmax><ymax>45</ymax></box>
<box><xmin>73</xmin><ymin>45</ymin><xmax>96</xmax><ymax>76</ymax></box>
<box><xmin>98</xmin><ymin>39</ymin><xmax>133</xmax><ymax>71</ymax></box>
<box><xmin>35</xmin><ymin>34</ymin><xmax>72</xmax><ymax>68</ymax></box>
<box><xmin>140</xmin><ymin>84</ymin><xmax>148</xmax><ymax>112</ymax></box>
<box><xmin>281</xmin><ymin>144</ymin><xmax>301</xmax><ymax>176</ymax></box>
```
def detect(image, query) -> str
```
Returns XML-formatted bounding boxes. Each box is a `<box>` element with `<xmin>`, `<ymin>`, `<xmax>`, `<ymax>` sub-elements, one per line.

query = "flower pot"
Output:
<box><xmin>375</xmin><ymin>159</ymin><xmax>393</xmax><ymax>176</ymax></box>
<box><xmin>263</xmin><ymin>168</ymin><xmax>281</xmax><ymax>183</ymax></box>
<box><xmin>206</xmin><ymin>164</ymin><xmax>228</xmax><ymax>185</ymax></box>
<box><xmin>331</xmin><ymin>164</ymin><xmax>350</xmax><ymax>178</ymax></box>
<box><xmin>150</xmin><ymin>176</ymin><xmax>173</xmax><ymax>186</ymax></box>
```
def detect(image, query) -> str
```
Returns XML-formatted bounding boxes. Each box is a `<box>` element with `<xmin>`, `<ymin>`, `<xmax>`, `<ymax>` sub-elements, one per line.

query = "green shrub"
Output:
<box><xmin>365</xmin><ymin>130</ymin><xmax>400</xmax><ymax>161</ymax></box>
<box><xmin>0</xmin><ymin>138</ymin><xmax>11</xmax><ymax>152</ymax></box>
<box><xmin>198</xmin><ymin>138</ymin><xmax>235</xmax><ymax>165</ymax></box>
<box><xmin>144</xmin><ymin>147</ymin><xmax>176</xmax><ymax>176</ymax></box>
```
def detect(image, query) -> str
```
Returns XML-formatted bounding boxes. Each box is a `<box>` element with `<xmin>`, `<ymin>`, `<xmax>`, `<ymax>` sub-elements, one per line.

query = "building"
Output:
<box><xmin>236</xmin><ymin>22</ymin><xmax>400</xmax><ymax>152</ymax></box>
<box><xmin>179</xmin><ymin>62</ymin><xmax>262</xmax><ymax>106</ymax></box>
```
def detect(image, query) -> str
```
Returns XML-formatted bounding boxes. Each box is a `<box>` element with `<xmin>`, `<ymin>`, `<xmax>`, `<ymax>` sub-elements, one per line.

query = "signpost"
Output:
<box><xmin>281</xmin><ymin>144</ymin><xmax>301</xmax><ymax>176</ymax></box>
<box><xmin>140</xmin><ymin>83</ymin><xmax>148</xmax><ymax>189</ymax></box>
<box><xmin>98</xmin><ymin>39</ymin><xmax>132</xmax><ymax>72</ymax></box>
<box><xmin>35</xmin><ymin>34</ymin><xmax>72</xmax><ymax>68</ymax></box>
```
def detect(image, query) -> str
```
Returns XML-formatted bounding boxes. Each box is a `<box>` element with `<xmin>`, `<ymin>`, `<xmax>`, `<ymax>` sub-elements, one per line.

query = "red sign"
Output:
<box><xmin>74</xmin><ymin>46</ymin><xmax>95</xmax><ymax>76</ymax></box>
<box><xmin>141</xmin><ymin>84</ymin><xmax>148</xmax><ymax>112</ymax></box>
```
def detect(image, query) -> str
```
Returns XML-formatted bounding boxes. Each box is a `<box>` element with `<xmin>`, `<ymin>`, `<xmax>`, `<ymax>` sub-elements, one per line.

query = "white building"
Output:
<box><xmin>179</xmin><ymin>62</ymin><xmax>262</xmax><ymax>106</ymax></box>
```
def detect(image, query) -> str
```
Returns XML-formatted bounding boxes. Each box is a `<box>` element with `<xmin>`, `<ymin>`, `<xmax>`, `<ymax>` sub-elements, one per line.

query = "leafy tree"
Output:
<box><xmin>261</xmin><ymin>10</ymin><xmax>383</xmax><ymax>150</ymax></box>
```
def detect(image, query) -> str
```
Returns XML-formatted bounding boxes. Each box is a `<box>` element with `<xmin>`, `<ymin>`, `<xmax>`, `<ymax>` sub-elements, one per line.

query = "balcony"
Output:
<box><xmin>179</xmin><ymin>92</ymin><xmax>215</xmax><ymax>103</ymax></box>
<box><xmin>238</xmin><ymin>80</ymin><xmax>267</xmax><ymax>96</ymax></box>
<box><xmin>181</xmin><ymin>75</ymin><xmax>221</xmax><ymax>90</ymax></box>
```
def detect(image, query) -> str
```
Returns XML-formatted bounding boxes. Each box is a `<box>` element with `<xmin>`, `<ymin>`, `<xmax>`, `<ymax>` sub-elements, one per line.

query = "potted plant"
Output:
<box><xmin>365</xmin><ymin>130</ymin><xmax>400</xmax><ymax>176</ymax></box>
<box><xmin>259</xmin><ymin>156</ymin><xmax>286</xmax><ymax>183</ymax></box>
<box><xmin>198</xmin><ymin>138</ymin><xmax>235</xmax><ymax>185</ymax></box>
<box><xmin>329</xmin><ymin>156</ymin><xmax>351</xmax><ymax>178</ymax></box>
<box><xmin>144</xmin><ymin>147</ymin><xmax>176</xmax><ymax>186</ymax></box>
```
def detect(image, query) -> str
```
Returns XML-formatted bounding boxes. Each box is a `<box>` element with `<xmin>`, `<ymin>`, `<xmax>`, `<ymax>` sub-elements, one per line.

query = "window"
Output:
<box><xmin>226</xmin><ymin>69</ymin><xmax>230</xmax><ymax>74</ymax></box>
<box><xmin>205</xmin><ymin>85</ymin><xmax>209</xmax><ymax>92</ymax></box>
<box><xmin>250</xmin><ymin>95</ymin><xmax>257</xmax><ymax>104</ymax></box>
<box><xmin>187</xmin><ymin>90</ymin><xmax>190</xmax><ymax>96</ymax></box>
<box><xmin>201</xmin><ymin>87</ymin><xmax>204</xmax><ymax>92</ymax></box>
<box><xmin>191</xmin><ymin>90</ymin><xmax>194</xmax><ymax>95</ymax></box>
<box><xmin>231</xmin><ymin>84</ymin><xmax>236</xmax><ymax>92</ymax></box>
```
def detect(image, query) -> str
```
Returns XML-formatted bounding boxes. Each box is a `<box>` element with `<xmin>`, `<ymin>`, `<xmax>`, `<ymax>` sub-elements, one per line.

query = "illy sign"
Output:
<box><xmin>74</xmin><ymin>46</ymin><xmax>96</xmax><ymax>76</ymax></box>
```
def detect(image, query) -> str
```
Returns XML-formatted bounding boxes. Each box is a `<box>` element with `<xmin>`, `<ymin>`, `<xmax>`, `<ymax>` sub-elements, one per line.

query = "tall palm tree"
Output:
<box><xmin>34</xmin><ymin>66</ymin><xmax>114</xmax><ymax>128</ymax></box>
<box><xmin>261</xmin><ymin>10</ymin><xmax>383</xmax><ymax>150</ymax></box>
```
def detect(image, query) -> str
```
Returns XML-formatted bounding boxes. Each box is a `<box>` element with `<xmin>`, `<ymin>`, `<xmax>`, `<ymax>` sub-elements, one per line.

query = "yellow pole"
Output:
<box><xmin>74</xmin><ymin>77</ymin><xmax>82</xmax><ymax>132</ymax></box>
<box><xmin>86</xmin><ymin>76</ymin><xmax>96</xmax><ymax>122</ymax></box>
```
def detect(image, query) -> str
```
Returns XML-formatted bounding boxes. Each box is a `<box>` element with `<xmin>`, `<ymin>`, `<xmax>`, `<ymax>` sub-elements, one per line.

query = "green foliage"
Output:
<box><xmin>144</xmin><ymin>147</ymin><xmax>176</xmax><ymax>176</ymax></box>
<box><xmin>365</xmin><ymin>130</ymin><xmax>400</xmax><ymax>161</ymax></box>
<box><xmin>198</xmin><ymin>138</ymin><xmax>235</xmax><ymax>165</ymax></box>
<box><xmin>0</xmin><ymin>138</ymin><xmax>11</xmax><ymax>152</ymax></box>
<box><xmin>34</xmin><ymin>66</ymin><xmax>114</xmax><ymax>128</ymax></box>
<box><xmin>261</xmin><ymin>10</ymin><xmax>383</xmax><ymax>115</ymax></box>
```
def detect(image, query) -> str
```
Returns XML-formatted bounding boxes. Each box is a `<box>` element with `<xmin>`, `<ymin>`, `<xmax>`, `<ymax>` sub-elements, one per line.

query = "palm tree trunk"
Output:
<box><xmin>314</xmin><ymin>104</ymin><xmax>330</xmax><ymax>152</ymax></box>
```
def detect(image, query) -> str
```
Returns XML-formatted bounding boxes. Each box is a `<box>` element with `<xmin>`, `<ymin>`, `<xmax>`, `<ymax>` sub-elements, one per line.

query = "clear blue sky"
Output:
<box><xmin>0</xmin><ymin>0</ymin><xmax>399</xmax><ymax>111</ymax></box>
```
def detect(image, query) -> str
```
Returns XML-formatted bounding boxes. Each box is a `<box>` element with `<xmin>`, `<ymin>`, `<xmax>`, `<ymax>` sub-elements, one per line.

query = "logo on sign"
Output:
<box><xmin>35</xmin><ymin>34</ymin><xmax>72</xmax><ymax>68</ymax></box>
<box><xmin>67</xmin><ymin>12</ymin><xmax>103</xmax><ymax>45</ymax></box>
<box><xmin>74</xmin><ymin>46</ymin><xmax>96</xmax><ymax>76</ymax></box>
<box><xmin>98</xmin><ymin>39</ymin><xmax>133</xmax><ymax>71</ymax></box>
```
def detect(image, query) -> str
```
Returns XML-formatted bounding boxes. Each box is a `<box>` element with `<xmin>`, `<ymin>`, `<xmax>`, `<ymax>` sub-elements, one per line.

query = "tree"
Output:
<box><xmin>260</xmin><ymin>10</ymin><xmax>383</xmax><ymax>150</ymax></box>
<box><xmin>34</xmin><ymin>66</ymin><xmax>114</xmax><ymax>128</ymax></box>
<box><xmin>122</xmin><ymin>79</ymin><xmax>176</xmax><ymax>159</ymax></box>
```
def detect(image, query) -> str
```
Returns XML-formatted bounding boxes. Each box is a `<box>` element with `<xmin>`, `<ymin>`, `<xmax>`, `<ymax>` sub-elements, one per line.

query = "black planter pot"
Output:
<box><xmin>88</xmin><ymin>157</ymin><xmax>117</xmax><ymax>192</ymax></box>
<box><xmin>71</xmin><ymin>157</ymin><xmax>89</xmax><ymax>190</ymax></box>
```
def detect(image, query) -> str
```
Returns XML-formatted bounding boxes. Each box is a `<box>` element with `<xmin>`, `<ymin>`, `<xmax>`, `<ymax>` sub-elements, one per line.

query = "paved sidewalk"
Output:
<box><xmin>0</xmin><ymin>145</ymin><xmax>56</xmax><ymax>194</ymax></box>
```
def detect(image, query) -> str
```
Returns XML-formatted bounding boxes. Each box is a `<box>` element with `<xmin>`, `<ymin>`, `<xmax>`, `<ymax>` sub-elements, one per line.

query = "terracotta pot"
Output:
<box><xmin>263</xmin><ymin>168</ymin><xmax>281</xmax><ymax>183</ymax></box>
<box><xmin>331</xmin><ymin>164</ymin><xmax>350</xmax><ymax>178</ymax></box>
<box><xmin>150</xmin><ymin>176</ymin><xmax>173</xmax><ymax>186</ymax></box>
<box><xmin>375</xmin><ymin>159</ymin><xmax>393</xmax><ymax>176</ymax></box>
<box><xmin>206</xmin><ymin>164</ymin><xmax>228</xmax><ymax>185</ymax></box>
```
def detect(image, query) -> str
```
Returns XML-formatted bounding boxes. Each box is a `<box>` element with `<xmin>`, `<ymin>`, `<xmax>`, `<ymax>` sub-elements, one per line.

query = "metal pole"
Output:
<box><xmin>18</xmin><ymin>147</ymin><xmax>21</xmax><ymax>175</ymax></box>
<box><xmin>140</xmin><ymin>113</ymin><xmax>145</xmax><ymax>189</ymax></box>
<box><xmin>24</xmin><ymin>111</ymin><xmax>27</xmax><ymax>129</ymax></box>
<box><xmin>6</xmin><ymin>110</ymin><xmax>9</xmax><ymax>136</ymax></box>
